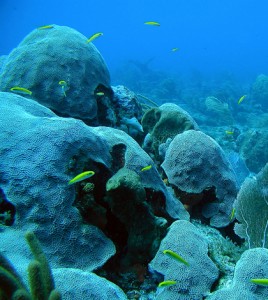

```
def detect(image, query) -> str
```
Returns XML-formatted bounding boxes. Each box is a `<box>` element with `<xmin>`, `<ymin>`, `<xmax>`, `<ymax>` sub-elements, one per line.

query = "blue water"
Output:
<box><xmin>1</xmin><ymin>0</ymin><xmax>268</xmax><ymax>81</ymax></box>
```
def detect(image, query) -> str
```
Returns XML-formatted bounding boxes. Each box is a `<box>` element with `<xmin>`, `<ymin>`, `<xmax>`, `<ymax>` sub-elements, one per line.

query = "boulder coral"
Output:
<box><xmin>237</xmin><ymin>128</ymin><xmax>268</xmax><ymax>173</ymax></box>
<box><xmin>208</xmin><ymin>248</ymin><xmax>268</xmax><ymax>300</ymax></box>
<box><xmin>0</xmin><ymin>92</ymin><xmax>188</xmax><ymax>278</ymax></box>
<box><xmin>141</xmin><ymin>103</ymin><xmax>198</xmax><ymax>159</ymax></box>
<box><xmin>0</xmin><ymin>25</ymin><xmax>112</xmax><ymax>123</ymax></box>
<box><xmin>251</xmin><ymin>74</ymin><xmax>268</xmax><ymax>110</ymax></box>
<box><xmin>161</xmin><ymin>130</ymin><xmax>238</xmax><ymax>227</ymax></box>
<box><xmin>150</xmin><ymin>220</ymin><xmax>219</xmax><ymax>300</ymax></box>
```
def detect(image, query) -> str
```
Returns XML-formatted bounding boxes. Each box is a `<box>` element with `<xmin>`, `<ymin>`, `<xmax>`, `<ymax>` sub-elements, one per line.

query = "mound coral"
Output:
<box><xmin>161</xmin><ymin>130</ymin><xmax>237</xmax><ymax>227</ymax></box>
<box><xmin>141</xmin><ymin>103</ymin><xmax>198</xmax><ymax>159</ymax></box>
<box><xmin>0</xmin><ymin>25</ymin><xmax>112</xmax><ymax>123</ymax></box>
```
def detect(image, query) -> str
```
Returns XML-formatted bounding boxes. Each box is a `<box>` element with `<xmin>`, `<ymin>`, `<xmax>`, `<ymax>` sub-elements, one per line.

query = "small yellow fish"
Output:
<box><xmin>141</xmin><ymin>165</ymin><xmax>152</xmax><ymax>172</ymax></box>
<box><xmin>250</xmin><ymin>278</ymin><xmax>268</xmax><ymax>286</ymax></box>
<box><xmin>144</xmin><ymin>21</ymin><xmax>160</xmax><ymax>26</ymax></box>
<box><xmin>37</xmin><ymin>25</ymin><xmax>54</xmax><ymax>30</ymax></box>
<box><xmin>96</xmin><ymin>92</ymin><xmax>105</xmax><ymax>96</ymax></box>
<box><xmin>171</xmin><ymin>48</ymin><xmax>179</xmax><ymax>52</ymax></box>
<box><xmin>59</xmin><ymin>80</ymin><xmax>67</xmax><ymax>97</ymax></box>
<box><xmin>225</xmin><ymin>130</ymin><xmax>234</xmax><ymax>135</ymax></box>
<box><xmin>68</xmin><ymin>171</ymin><xmax>95</xmax><ymax>185</ymax></box>
<box><xmin>163</xmin><ymin>249</ymin><xmax>189</xmax><ymax>266</ymax></box>
<box><xmin>86</xmin><ymin>32</ymin><xmax>103</xmax><ymax>43</ymax></box>
<box><xmin>158</xmin><ymin>280</ymin><xmax>177</xmax><ymax>287</ymax></box>
<box><xmin>10</xmin><ymin>86</ymin><xmax>32</xmax><ymax>96</ymax></box>
<box><xmin>230</xmin><ymin>207</ymin><xmax>236</xmax><ymax>221</ymax></box>
<box><xmin>238</xmin><ymin>95</ymin><xmax>247</xmax><ymax>104</ymax></box>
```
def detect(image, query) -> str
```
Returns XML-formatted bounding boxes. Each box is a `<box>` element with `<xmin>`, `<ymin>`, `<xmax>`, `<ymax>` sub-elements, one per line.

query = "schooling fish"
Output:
<box><xmin>144</xmin><ymin>21</ymin><xmax>160</xmax><ymax>26</ymax></box>
<box><xmin>68</xmin><ymin>171</ymin><xmax>95</xmax><ymax>185</ymax></box>
<box><xmin>10</xmin><ymin>86</ymin><xmax>32</xmax><ymax>96</ymax></box>
<box><xmin>171</xmin><ymin>48</ymin><xmax>179</xmax><ymax>52</ymax></box>
<box><xmin>86</xmin><ymin>32</ymin><xmax>103</xmax><ymax>43</ymax></box>
<box><xmin>163</xmin><ymin>249</ymin><xmax>189</xmax><ymax>266</ymax></box>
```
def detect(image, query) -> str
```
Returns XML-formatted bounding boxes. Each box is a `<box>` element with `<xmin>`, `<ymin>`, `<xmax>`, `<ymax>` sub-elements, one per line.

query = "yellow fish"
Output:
<box><xmin>37</xmin><ymin>25</ymin><xmax>54</xmax><ymax>30</ymax></box>
<box><xmin>86</xmin><ymin>32</ymin><xmax>103</xmax><ymax>43</ymax></box>
<box><xmin>238</xmin><ymin>95</ymin><xmax>247</xmax><ymax>104</ymax></box>
<box><xmin>158</xmin><ymin>280</ymin><xmax>176</xmax><ymax>287</ymax></box>
<box><xmin>68</xmin><ymin>171</ymin><xmax>95</xmax><ymax>185</ymax></box>
<box><xmin>230</xmin><ymin>208</ymin><xmax>236</xmax><ymax>221</ymax></box>
<box><xmin>163</xmin><ymin>249</ymin><xmax>189</xmax><ymax>266</ymax></box>
<box><xmin>250</xmin><ymin>278</ymin><xmax>268</xmax><ymax>286</ymax></box>
<box><xmin>225</xmin><ymin>130</ymin><xmax>234</xmax><ymax>135</ymax></box>
<box><xmin>144</xmin><ymin>21</ymin><xmax>160</xmax><ymax>26</ymax></box>
<box><xmin>59</xmin><ymin>80</ymin><xmax>67</xmax><ymax>97</ymax></box>
<box><xmin>171</xmin><ymin>48</ymin><xmax>179</xmax><ymax>52</ymax></box>
<box><xmin>10</xmin><ymin>86</ymin><xmax>32</xmax><ymax>96</ymax></box>
<box><xmin>96</xmin><ymin>92</ymin><xmax>105</xmax><ymax>96</ymax></box>
<box><xmin>141</xmin><ymin>165</ymin><xmax>152</xmax><ymax>172</ymax></box>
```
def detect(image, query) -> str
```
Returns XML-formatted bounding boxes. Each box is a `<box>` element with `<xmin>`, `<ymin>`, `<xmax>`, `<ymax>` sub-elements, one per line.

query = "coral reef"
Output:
<box><xmin>237</xmin><ymin>128</ymin><xmax>268</xmax><ymax>173</ymax></box>
<box><xmin>53</xmin><ymin>268</ymin><xmax>127</xmax><ymax>299</ymax></box>
<box><xmin>234</xmin><ymin>163</ymin><xmax>268</xmax><ymax>248</ymax></box>
<box><xmin>141</xmin><ymin>103</ymin><xmax>198</xmax><ymax>159</ymax></box>
<box><xmin>0</xmin><ymin>231</ymin><xmax>61</xmax><ymax>299</ymax></box>
<box><xmin>251</xmin><ymin>74</ymin><xmax>268</xmax><ymax>110</ymax></box>
<box><xmin>208</xmin><ymin>248</ymin><xmax>268</xmax><ymax>299</ymax></box>
<box><xmin>0</xmin><ymin>91</ymin><xmax>187</xmax><ymax>278</ymax></box>
<box><xmin>161</xmin><ymin>130</ymin><xmax>238</xmax><ymax>227</ymax></box>
<box><xmin>150</xmin><ymin>220</ymin><xmax>219</xmax><ymax>300</ymax></box>
<box><xmin>0</xmin><ymin>25</ymin><xmax>112</xmax><ymax>124</ymax></box>
<box><xmin>106</xmin><ymin>167</ymin><xmax>168</xmax><ymax>270</ymax></box>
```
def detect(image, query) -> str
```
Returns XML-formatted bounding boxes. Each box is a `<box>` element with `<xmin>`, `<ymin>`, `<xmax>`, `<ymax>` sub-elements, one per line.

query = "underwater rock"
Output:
<box><xmin>141</xmin><ymin>103</ymin><xmax>198</xmax><ymax>160</ymax></box>
<box><xmin>150</xmin><ymin>220</ymin><xmax>219</xmax><ymax>300</ymax></box>
<box><xmin>0</xmin><ymin>25</ymin><xmax>112</xmax><ymax>123</ymax></box>
<box><xmin>208</xmin><ymin>248</ymin><xmax>268</xmax><ymax>300</ymax></box>
<box><xmin>237</xmin><ymin>128</ymin><xmax>268</xmax><ymax>173</ymax></box>
<box><xmin>251</xmin><ymin>74</ymin><xmax>268</xmax><ymax>110</ymax></box>
<box><xmin>53</xmin><ymin>268</ymin><xmax>127</xmax><ymax>300</ymax></box>
<box><xmin>162</xmin><ymin>130</ymin><xmax>238</xmax><ymax>228</ymax></box>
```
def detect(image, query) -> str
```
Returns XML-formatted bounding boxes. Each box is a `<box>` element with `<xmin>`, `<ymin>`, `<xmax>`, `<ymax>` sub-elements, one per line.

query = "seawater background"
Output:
<box><xmin>1</xmin><ymin>0</ymin><xmax>268</xmax><ymax>85</ymax></box>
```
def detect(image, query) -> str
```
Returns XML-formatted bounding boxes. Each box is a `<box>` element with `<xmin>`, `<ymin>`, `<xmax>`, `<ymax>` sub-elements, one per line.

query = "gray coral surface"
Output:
<box><xmin>150</xmin><ymin>220</ymin><xmax>219</xmax><ymax>300</ymax></box>
<box><xmin>0</xmin><ymin>91</ymin><xmax>188</xmax><ymax>278</ymax></box>
<box><xmin>208</xmin><ymin>248</ymin><xmax>268</xmax><ymax>300</ymax></box>
<box><xmin>162</xmin><ymin>130</ymin><xmax>238</xmax><ymax>227</ymax></box>
<box><xmin>0</xmin><ymin>25</ymin><xmax>111</xmax><ymax>122</ymax></box>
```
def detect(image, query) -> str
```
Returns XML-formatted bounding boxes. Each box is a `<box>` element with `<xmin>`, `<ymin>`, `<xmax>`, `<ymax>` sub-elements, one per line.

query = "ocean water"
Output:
<box><xmin>0</xmin><ymin>1</ymin><xmax>268</xmax><ymax>299</ymax></box>
<box><xmin>1</xmin><ymin>0</ymin><xmax>268</xmax><ymax>77</ymax></box>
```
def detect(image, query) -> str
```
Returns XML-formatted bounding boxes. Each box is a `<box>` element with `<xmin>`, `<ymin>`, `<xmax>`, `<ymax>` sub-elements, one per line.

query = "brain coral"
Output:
<box><xmin>141</xmin><ymin>103</ymin><xmax>199</xmax><ymax>159</ymax></box>
<box><xmin>161</xmin><ymin>130</ymin><xmax>237</xmax><ymax>227</ymax></box>
<box><xmin>0</xmin><ymin>25</ymin><xmax>111</xmax><ymax>122</ymax></box>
